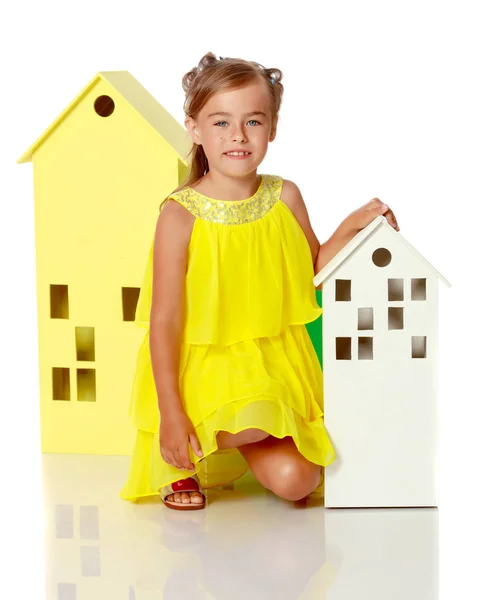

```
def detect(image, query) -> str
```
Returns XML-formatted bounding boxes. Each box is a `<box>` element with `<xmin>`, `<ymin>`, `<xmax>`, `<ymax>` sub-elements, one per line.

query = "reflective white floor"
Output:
<box><xmin>42</xmin><ymin>454</ymin><xmax>438</xmax><ymax>600</ymax></box>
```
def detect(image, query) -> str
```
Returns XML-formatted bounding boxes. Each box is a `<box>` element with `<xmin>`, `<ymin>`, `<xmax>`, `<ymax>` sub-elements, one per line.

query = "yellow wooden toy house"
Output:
<box><xmin>18</xmin><ymin>71</ymin><xmax>190</xmax><ymax>455</ymax></box>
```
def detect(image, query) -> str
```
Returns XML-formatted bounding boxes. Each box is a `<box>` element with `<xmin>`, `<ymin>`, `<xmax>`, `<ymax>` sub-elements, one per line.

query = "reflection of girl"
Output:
<box><xmin>144</xmin><ymin>482</ymin><xmax>340</xmax><ymax>599</ymax></box>
<box><xmin>120</xmin><ymin>52</ymin><xmax>399</xmax><ymax>510</ymax></box>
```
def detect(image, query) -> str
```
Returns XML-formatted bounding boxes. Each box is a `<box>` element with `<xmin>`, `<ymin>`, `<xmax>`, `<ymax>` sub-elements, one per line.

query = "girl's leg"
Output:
<box><xmin>166</xmin><ymin>429</ymin><xmax>271</xmax><ymax>505</ymax></box>
<box><xmin>238</xmin><ymin>435</ymin><xmax>323</xmax><ymax>501</ymax></box>
<box><xmin>216</xmin><ymin>428</ymin><xmax>271</xmax><ymax>450</ymax></box>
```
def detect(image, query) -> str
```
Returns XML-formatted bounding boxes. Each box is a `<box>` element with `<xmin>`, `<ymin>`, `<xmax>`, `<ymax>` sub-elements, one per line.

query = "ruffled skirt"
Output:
<box><xmin>120</xmin><ymin>323</ymin><xmax>336</xmax><ymax>501</ymax></box>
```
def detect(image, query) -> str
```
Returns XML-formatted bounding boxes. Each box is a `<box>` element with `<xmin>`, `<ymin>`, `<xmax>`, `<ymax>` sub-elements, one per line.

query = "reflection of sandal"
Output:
<box><xmin>160</xmin><ymin>475</ymin><xmax>206</xmax><ymax>511</ymax></box>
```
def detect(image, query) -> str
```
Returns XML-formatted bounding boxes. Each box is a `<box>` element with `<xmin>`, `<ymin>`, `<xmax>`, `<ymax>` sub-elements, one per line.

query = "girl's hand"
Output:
<box><xmin>341</xmin><ymin>198</ymin><xmax>400</xmax><ymax>236</ymax></box>
<box><xmin>159</xmin><ymin>408</ymin><xmax>203</xmax><ymax>472</ymax></box>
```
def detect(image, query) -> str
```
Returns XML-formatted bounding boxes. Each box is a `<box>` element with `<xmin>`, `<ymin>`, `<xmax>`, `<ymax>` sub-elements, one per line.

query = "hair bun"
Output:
<box><xmin>182</xmin><ymin>52</ymin><xmax>223</xmax><ymax>93</ymax></box>
<box><xmin>266</xmin><ymin>68</ymin><xmax>282</xmax><ymax>85</ymax></box>
<box><xmin>182</xmin><ymin>67</ymin><xmax>199</xmax><ymax>93</ymax></box>
<box><xmin>198</xmin><ymin>51</ymin><xmax>219</xmax><ymax>70</ymax></box>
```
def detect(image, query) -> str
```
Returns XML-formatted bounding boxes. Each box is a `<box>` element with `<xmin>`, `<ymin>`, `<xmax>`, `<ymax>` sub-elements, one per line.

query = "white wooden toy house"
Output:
<box><xmin>313</xmin><ymin>215</ymin><xmax>451</xmax><ymax>508</ymax></box>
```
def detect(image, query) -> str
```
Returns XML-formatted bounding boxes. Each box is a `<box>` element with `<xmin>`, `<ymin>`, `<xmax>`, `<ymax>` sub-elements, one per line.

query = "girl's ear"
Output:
<box><xmin>269</xmin><ymin>115</ymin><xmax>279</xmax><ymax>142</ymax></box>
<box><xmin>185</xmin><ymin>116</ymin><xmax>201</xmax><ymax>144</ymax></box>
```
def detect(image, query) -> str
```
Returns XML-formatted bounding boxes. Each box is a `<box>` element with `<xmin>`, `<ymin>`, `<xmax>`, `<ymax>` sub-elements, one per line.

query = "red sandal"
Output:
<box><xmin>160</xmin><ymin>474</ymin><xmax>206</xmax><ymax>510</ymax></box>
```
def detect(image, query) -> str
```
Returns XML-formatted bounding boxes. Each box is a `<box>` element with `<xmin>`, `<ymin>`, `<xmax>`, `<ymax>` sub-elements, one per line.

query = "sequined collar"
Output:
<box><xmin>169</xmin><ymin>174</ymin><xmax>282</xmax><ymax>225</ymax></box>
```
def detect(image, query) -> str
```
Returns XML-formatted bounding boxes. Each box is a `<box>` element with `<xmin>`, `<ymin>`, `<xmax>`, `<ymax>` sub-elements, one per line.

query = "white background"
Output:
<box><xmin>1</xmin><ymin>0</ymin><xmax>477</xmax><ymax>597</ymax></box>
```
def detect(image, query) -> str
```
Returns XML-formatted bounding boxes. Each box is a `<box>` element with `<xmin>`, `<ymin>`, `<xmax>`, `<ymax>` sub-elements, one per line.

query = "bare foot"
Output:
<box><xmin>166</xmin><ymin>491</ymin><xmax>204</xmax><ymax>505</ymax></box>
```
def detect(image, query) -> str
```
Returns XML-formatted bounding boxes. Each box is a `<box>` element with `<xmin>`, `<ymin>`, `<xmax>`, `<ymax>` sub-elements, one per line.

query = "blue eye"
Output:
<box><xmin>214</xmin><ymin>120</ymin><xmax>261</xmax><ymax>127</ymax></box>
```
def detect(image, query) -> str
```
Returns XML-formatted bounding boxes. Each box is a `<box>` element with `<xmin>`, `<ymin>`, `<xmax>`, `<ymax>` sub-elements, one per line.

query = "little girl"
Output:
<box><xmin>120</xmin><ymin>52</ymin><xmax>399</xmax><ymax>510</ymax></box>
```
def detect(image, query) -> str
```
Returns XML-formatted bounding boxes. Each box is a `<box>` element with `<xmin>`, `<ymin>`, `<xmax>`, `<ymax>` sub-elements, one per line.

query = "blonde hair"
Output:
<box><xmin>159</xmin><ymin>51</ymin><xmax>284</xmax><ymax>213</ymax></box>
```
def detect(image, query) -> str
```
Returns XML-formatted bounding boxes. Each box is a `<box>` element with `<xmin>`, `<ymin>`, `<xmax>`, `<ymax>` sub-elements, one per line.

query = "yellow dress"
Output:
<box><xmin>120</xmin><ymin>173</ymin><xmax>336</xmax><ymax>501</ymax></box>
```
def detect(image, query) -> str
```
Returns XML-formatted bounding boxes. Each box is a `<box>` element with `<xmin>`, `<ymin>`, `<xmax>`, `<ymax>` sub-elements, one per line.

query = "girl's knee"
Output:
<box><xmin>269</xmin><ymin>460</ymin><xmax>323</xmax><ymax>502</ymax></box>
<box><xmin>237</xmin><ymin>435</ymin><xmax>322</xmax><ymax>500</ymax></box>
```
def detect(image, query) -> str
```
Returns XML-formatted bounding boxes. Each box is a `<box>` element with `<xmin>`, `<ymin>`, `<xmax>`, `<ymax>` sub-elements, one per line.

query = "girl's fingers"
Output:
<box><xmin>179</xmin><ymin>450</ymin><xmax>195</xmax><ymax>471</ymax></box>
<box><xmin>172</xmin><ymin>450</ymin><xmax>184</xmax><ymax>470</ymax></box>
<box><xmin>174</xmin><ymin>448</ymin><xmax>192</xmax><ymax>471</ymax></box>
<box><xmin>367</xmin><ymin>197</ymin><xmax>384</xmax><ymax>210</ymax></box>
<box><xmin>165</xmin><ymin>450</ymin><xmax>180</xmax><ymax>470</ymax></box>
<box><xmin>164</xmin><ymin>447</ymin><xmax>195</xmax><ymax>471</ymax></box>
<box><xmin>384</xmin><ymin>209</ymin><xmax>400</xmax><ymax>230</ymax></box>
<box><xmin>161</xmin><ymin>447</ymin><xmax>183</xmax><ymax>470</ymax></box>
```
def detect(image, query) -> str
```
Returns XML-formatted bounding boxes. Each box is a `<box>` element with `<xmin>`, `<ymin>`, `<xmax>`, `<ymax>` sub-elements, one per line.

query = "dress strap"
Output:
<box><xmin>164</xmin><ymin>174</ymin><xmax>283</xmax><ymax>225</ymax></box>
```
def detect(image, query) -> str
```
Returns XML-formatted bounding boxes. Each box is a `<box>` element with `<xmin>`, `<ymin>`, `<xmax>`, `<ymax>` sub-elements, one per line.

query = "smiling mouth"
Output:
<box><xmin>224</xmin><ymin>151</ymin><xmax>252</xmax><ymax>156</ymax></box>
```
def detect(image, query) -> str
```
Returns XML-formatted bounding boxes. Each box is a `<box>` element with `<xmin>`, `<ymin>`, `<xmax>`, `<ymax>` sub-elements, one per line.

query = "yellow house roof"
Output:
<box><xmin>17</xmin><ymin>70</ymin><xmax>191</xmax><ymax>164</ymax></box>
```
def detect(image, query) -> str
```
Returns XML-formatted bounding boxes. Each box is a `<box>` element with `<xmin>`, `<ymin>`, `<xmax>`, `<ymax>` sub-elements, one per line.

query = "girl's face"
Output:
<box><xmin>185</xmin><ymin>78</ymin><xmax>278</xmax><ymax>176</ymax></box>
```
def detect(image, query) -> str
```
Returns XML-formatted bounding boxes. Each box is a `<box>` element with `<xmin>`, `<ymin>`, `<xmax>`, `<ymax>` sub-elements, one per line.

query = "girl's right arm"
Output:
<box><xmin>149</xmin><ymin>199</ymin><xmax>195</xmax><ymax>417</ymax></box>
<box><xmin>149</xmin><ymin>200</ymin><xmax>203</xmax><ymax>471</ymax></box>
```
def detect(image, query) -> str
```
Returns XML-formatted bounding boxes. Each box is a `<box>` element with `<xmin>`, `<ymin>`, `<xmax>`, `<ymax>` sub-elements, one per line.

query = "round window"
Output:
<box><xmin>372</xmin><ymin>248</ymin><xmax>391</xmax><ymax>267</ymax></box>
<box><xmin>94</xmin><ymin>95</ymin><xmax>115</xmax><ymax>117</ymax></box>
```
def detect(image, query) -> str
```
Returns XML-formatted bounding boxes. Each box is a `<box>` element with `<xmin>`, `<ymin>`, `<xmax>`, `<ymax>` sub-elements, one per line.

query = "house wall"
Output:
<box><xmin>32</xmin><ymin>78</ymin><xmax>183</xmax><ymax>454</ymax></box>
<box><xmin>322</xmin><ymin>223</ymin><xmax>439</xmax><ymax>506</ymax></box>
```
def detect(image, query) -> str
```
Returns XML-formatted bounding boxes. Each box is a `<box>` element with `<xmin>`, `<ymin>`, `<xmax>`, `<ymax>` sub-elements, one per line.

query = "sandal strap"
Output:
<box><xmin>172</xmin><ymin>476</ymin><xmax>201</xmax><ymax>493</ymax></box>
<box><xmin>160</xmin><ymin>475</ymin><xmax>203</xmax><ymax>501</ymax></box>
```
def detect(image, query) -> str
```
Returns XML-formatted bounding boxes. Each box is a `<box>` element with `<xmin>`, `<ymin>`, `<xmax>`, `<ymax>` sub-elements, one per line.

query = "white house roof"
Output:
<box><xmin>17</xmin><ymin>70</ymin><xmax>191</xmax><ymax>165</ymax></box>
<box><xmin>313</xmin><ymin>215</ymin><xmax>451</xmax><ymax>288</ymax></box>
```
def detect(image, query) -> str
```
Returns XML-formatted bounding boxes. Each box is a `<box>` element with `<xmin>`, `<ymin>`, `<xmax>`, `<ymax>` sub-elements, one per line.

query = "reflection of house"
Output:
<box><xmin>313</xmin><ymin>215</ymin><xmax>451</xmax><ymax>507</ymax></box>
<box><xmin>17</xmin><ymin>71</ymin><xmax>190</xmax><ymax>454</ymax></box>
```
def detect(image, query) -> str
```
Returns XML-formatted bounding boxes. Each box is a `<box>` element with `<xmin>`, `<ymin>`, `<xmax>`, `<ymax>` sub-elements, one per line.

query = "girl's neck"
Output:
<box><xmin>191</xmin><ymin>171</ymin><xmax>261</xmax><ymax>202</ymax></box>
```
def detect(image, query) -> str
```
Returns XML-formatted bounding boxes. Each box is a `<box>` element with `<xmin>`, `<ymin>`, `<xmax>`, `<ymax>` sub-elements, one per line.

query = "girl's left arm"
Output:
<box><xmin>280</xmin><ymin>179</ymin><xmax>321</xmax><ymax>266</ymax></box>
<box><xmin>280</xmin><ymin>180</ymin><xmax>400</xmax><ymax>289</ymax></box>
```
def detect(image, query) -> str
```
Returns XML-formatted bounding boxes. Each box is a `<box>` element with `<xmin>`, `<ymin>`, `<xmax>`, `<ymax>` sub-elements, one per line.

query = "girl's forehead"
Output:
<box><xmin>201</xmin><ymin>82</ymin><xmax>271</xmax><ymax>116</ymax></box>
<box><xmin>217</xmin><ymin>79</ymin><xmax>267</xmax><ymax>96</ymax></box>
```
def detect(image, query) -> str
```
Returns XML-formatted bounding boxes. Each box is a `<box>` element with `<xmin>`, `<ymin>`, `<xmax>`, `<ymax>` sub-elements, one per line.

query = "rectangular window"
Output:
<box><xmin>58</xmin><ymin>583</ymin><xmax>76</xmax><ymax>599</ymax></box>
<box><xmin>336</xmin><ymin>337</ymin><xmax>351</xmax><ymax>360</ymax></box>
<box><xmin>55</xmin><ymin>505</ymin><xmax>74</xmax><ymax>539</ymax></box>
<box><xmin>388</xmin><ymin>307</ymin><xmax>404</xmax><ymax>330</ymax></box>
<box><xmin>77</xmin><ymin>369</ymin><xmax>96</xmax><ymax>402</ymax></box>
<box><xmin>388</xmin><ymin>278</ymin><xmax>404</xmax><ymax>301</ymax></box>
<box><xmin>358</xmin><ymin>307</ymin><xmax>374</xmax><ymax>330</ymax></box>
<box><xmin>358</xmin><ymin>337</ymin><xmax>373</xmax><ymax>359</ymax></box>
<box><xmin>50</xmin><ymin>284</ymin><xmax>69</xmax><ymax>319</ymax></box>
<box><xmin>122</xmin><ymin>287</ymin><xmax>141</xmax><ymax>321</ymax></box>
<box><xmin>52</xmin><ymin>367</ymin><xmax>70</xmax><ymax>401</ymax></box>
<box><xmin>335</xmin><ymin>279</ymin><xmax>351</xmax><ymax>301</ymax></box>
<box><xmin>412</xmin><ymin>336</ymin><xmax>427</xmax><ymax>358</ymax></box>
<box><xmin>80</xmin><ymin>506</ymin><xmax>100</xmax><ymax>540</ymax></box>
<box><xmin>411</xmin><ymin>278</ymin><xmax>427</xmax><ymax>300</ymax></box>
<box><xmin>76</xmin><ymin>327</ymin><xmax>95</xmax><ymax>361</ymax></box>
